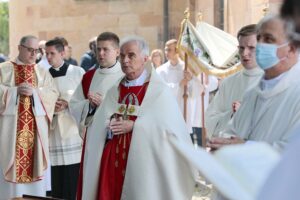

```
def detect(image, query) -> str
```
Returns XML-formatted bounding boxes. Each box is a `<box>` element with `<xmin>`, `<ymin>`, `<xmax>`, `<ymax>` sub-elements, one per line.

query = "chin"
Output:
<box><xmin>242</xmin><ymin>62</ymin><xmax>251</xmax><ymax>67</ymax></box>
<box><xmin>101</xmin><ymin>64</ymin><xmax>110</xmax><ymax>68</ymax></box>
<box><xmin>125</xmin><ymin>72</ymin><xmax>135</xmax><ymax>80</ymax></box>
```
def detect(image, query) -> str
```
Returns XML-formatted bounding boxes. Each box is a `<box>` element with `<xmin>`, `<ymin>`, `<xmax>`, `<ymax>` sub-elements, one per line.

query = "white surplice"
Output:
<box><xmin>70</xmin><ymin>62</ymin><xmax>124</xmax><ymax>137</ymax></box>
<box><xmin>205</xmin><ymin>67</ymin><xmax>264</xmax><ymax>137</ymax></box>
<box><xmin>49</xmin><ymin>65</ymin><xmax>85</xmax><ymax>166</ymax></box>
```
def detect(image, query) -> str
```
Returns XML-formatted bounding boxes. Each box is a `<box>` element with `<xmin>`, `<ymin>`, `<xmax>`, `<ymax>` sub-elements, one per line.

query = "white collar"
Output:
<box><xmin>97</xmin><ymin>62</ymin><xmax>121</xmax><ymax>74</ymax></box>
<box><xmin>122</xmin><ymin>69</ymin><xmax>148</xmax><ymax>87</ymax></box>
<box><xmin>167</xmin><ymin>59</ymin><xmax>184</xmax><ymax>69</ymax></box>
<box><xmin>243</xmin><ymin>67</ymin><xmax>264</xmax><ymax>77</ymax></box>
<box><xmin>260</xmin><ymin>72</ymin><xmax>287</xmax><ymax>91</ymax></box>
<box><xmin>52</xmin><ymin>61</ymin><xmax>64</xmax><ymax>71</ymax></box>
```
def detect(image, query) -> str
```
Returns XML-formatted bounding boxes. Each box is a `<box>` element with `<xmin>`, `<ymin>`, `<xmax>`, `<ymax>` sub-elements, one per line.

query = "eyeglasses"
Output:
<box><xmin>21</xmin><ymin>44</ymin><xmax>40</xmax><ymax>54</ymax></box>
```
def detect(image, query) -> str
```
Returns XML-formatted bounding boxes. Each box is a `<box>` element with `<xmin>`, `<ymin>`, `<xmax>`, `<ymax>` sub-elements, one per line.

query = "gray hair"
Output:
<box><xmin>19</xmin><ymin>35</ymin><xmax>38</xmax><ymax>45</ymax></box>
<box><xmin>120</xmin><ymin>36</ymin><xmax>149</xmax><ymax>56</ymax></box>
<box><xmin>257</xmin><ymin>14</ymin><xmax>283</xmax><ymax>33</ymax></box>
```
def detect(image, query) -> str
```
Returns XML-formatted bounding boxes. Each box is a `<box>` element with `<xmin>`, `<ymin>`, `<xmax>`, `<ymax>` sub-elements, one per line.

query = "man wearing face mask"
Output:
<box><xmin>257</xmin><ymin>2</ymin><xmax>300</xmax><ymax>200</ymax></box>
<box><xmin>207</xmin><ymin>15</ymin><xmax>300</xmax><ymax>153</ymax></box>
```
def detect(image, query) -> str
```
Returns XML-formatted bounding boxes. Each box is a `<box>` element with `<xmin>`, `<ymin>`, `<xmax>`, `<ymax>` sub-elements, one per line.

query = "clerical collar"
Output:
<box><xmin>52</xmin><ymin>62</ymin><xmax>64</xmax><ymax>71</ymax></box>
<box><xmin>99</xmin><ymin>61</ymin><xmax>117</xmax><ymax>69</ymax></box>
<box><xmin>97</xmin><ymin>61</ymin><xmax>121</xmax><ymax>74</ymax></box>
<box><xmin>122</xmin><ymin>69</ymin><xmax>149</xmax><ymax>87</ymax></box>
<box><xmin>260</xmin><ymin>72</ymin><xmax>287</xmax><ymax>91</ymax></box>
<box><xmin>49</xmin><ymin>62</ymin><xmax>69</xmax><ymax>78</ymax></box>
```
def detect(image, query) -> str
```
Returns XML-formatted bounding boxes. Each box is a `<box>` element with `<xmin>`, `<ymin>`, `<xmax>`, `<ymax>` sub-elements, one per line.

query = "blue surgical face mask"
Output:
<box><xmin>255</xmin><ymin>42</ymin><xmax>289</xmax><ymax>70</ymax></box>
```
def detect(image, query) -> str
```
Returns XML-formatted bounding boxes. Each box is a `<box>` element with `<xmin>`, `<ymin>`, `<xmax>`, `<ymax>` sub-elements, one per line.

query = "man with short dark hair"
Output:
<box><xmin>45</xmin><ymin>38</ymin><xmax>85</xmax><ymax>200</ymax></box>
<box><xmin>205</xmin><ymin>24</ymin><xmax>264</xmax><ymax>137</ymax></box>
<box><xmin>70</xmin><ymin>32</ymin><xmax>124</xmax><ymax>137</ymax></box>
<box><xmin>0</xmin><ymin>35</ymin><xmax>58</xmax><ymax>198</ymax></box>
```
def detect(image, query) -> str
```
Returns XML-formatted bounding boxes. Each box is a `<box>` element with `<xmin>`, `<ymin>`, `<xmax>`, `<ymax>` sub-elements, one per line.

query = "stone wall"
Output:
<box><xmin>9</xmin><ymin>0</ymin><xmax>282</xmax><ymax>61</ymax></box>
<box><xmin>9</xmin><ymin>0</ymin><xmax>170</xmax><ymax>60</ymax></box>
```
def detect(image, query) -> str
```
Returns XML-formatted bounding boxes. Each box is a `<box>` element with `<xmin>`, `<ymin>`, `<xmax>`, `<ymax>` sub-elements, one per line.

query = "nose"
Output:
<box><xmin>241</xmin><ymin>49</ymin><xmax>247</xmax><ymax>56</ymax></box>
<box><xmin>121</xmin><ymin>55</ymin><xmax>130</xmax><ymax>63</ymax></box>
<box><xmin>98</xmin><ymin>49</ymin><xmax>105</xmax><ymax>56</ymax></box>
<box><xmin>241</xmin><ymin>48</ymin><xmax>252</xmax><ymax>57</ymax></box>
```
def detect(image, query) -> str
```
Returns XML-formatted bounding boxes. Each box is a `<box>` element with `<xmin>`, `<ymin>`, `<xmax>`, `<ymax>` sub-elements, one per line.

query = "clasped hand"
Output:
<box><xmin>232</xmin><ymin>101</ymin><xmax>241</xmax><ymax>113</ymax></box>
<box><xmin>88</xmin><ymin>92</ymin><xmax>103</xmax><ymax>108</ymax></box>
<box><xmin>55</xmin><ymin>98</ymin><xmax>68</xmax><ymax>112</ymax></box>
<box><xmin>207</xmin><ymin>136</ymin><xmax>245</xmax><ymax>151</ymax></box>
<box><xmin>109</xmin><ymin>116</ymin><xmax>134</xmax><ymax>135</ymax></box>
<box><xmin>17</xmin><ymin>83</ymin><xmax>33</xmax><ymax>96</ymax></box>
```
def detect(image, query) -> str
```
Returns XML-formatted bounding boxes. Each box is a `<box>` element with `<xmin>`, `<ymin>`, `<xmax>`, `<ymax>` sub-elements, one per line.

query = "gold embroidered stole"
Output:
<box><xmin>14</xmin><ymin>64</ymin><xmax>36</xmax><ymax>183</ymax></box>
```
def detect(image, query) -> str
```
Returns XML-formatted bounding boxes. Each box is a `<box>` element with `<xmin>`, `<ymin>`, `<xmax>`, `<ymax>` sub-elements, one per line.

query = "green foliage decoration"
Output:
<box><xmin>0</xmin><ymin>2</ymin><xmax>9</xmax><ymax>55</ymax></box>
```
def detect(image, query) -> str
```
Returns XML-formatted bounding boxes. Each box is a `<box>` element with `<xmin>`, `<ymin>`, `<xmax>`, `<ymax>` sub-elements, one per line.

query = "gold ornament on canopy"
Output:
<box><xmin>177</xmin><ymin>8</ymin><xmax>242</xmax><ymax>78</ymax></box>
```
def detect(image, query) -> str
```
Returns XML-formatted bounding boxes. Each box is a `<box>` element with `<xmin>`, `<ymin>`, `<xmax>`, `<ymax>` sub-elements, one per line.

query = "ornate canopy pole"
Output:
<box><xmin>182</xmin><ymin>8</ymin><xmax>190</xmax><ymax>123</ymax></box>
<box><xmin>197</xmin><ymin>12</ymin><xmax>207</xmax><ymax>148</ymax></box>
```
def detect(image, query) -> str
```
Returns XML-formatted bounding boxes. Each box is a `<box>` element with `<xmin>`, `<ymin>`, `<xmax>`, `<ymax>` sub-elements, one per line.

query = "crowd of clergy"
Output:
<box><xmin>0</xmin><ymin>0</ymin><xmax>300</xmax><ymax>199</ymax></box>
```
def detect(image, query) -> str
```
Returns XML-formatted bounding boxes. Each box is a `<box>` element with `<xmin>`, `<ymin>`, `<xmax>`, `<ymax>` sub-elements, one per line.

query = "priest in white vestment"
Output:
<box><xmin>70</xmin><ymin>32</ymin><xmax>124</xmax><ymax>137</ymax></box>
<box><xmin>0</xmin><ymin>35</ymin><xmax>58</xmax><ymax>198</ymax></box>
<box><xmin>208</xmin><ymin>15</ymin><xmax>300</xmax><ymax>152</ymax></box>
<box><xmin>205</xmin><ymin>24</ymin><xmax>264</xmax><ymax>138</ymax></box>
<box><xmin>77</xmin><ymin>36</ymin><xmax>196</xmax><ymax>200</ymax></box>
<box><xmin>257</xmin><ymin>4</ymin><xmax>300</xmax><ymax>200</ymax></box>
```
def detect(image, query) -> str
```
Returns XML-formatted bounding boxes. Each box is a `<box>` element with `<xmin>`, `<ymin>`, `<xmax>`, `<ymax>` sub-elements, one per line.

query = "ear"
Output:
<box><xmin>175</xmin><ymin>46</ymin><xmax>178</xmax><ymax>53</ymax></box>
<box><xmin>116</xmin><ymin>48</ymin><xmax>120</xmax><ymax>57</ymax></box>
<box><xmin>289</xmin><ymin>43</ymin><xmax>298</xmax><ymax>53</ymax></box>
<box><xmin>61</xmin><ymin>50</ymin><xmax>66</xmax><ymax>58</ymax></box>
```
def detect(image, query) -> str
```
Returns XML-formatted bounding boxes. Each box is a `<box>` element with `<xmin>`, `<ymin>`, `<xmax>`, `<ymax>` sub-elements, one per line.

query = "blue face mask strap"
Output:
<box><xmin>277</xmin><ymin>42</ymin><xmax>290</xmax><ymax>62</ymax></box>
<box><xmin>278</xmin><ymin>42</ymin><xmax>290</xmax><ymax>49</ymax></box>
